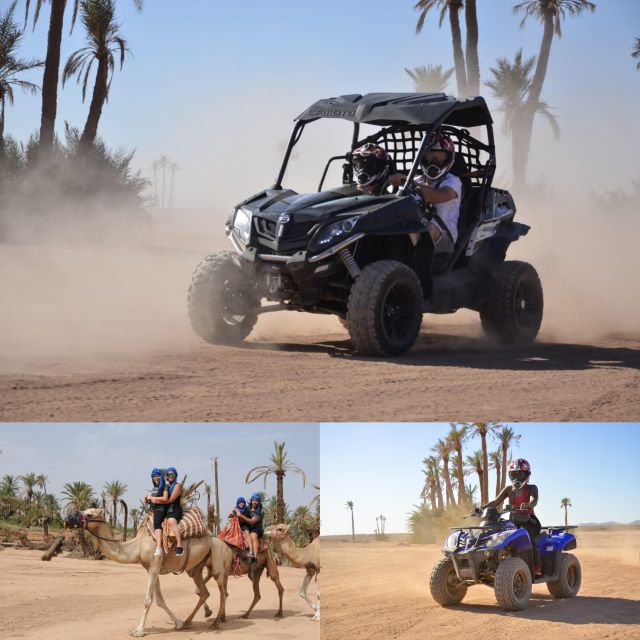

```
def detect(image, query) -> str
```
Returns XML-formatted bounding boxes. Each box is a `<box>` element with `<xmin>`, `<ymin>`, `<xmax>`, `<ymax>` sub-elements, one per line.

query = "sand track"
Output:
<box><xmin>1</xmin><ymin>326</ymin><xmax>638</xmax><ymax>421</ymax></box>
<box><xmin>322</xmin><ymin>528</ymin><xmax>640</xmax><ymax>640</ymax></box>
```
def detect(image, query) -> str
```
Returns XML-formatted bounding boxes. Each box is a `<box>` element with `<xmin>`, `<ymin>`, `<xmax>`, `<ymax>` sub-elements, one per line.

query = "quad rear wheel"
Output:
<box><xmin>347</xmin><ymin>260</ymin><xmax>423</xmax><ymax>356</ymax></box>
<box><xmin>546</xmin><ymin>553</ymin><xmax>581</xmax><ymax>598</ymax></box>
<box><xmin>494</xmin><ymin>557</ymin><xmax>532</xmax><ymax>611</ymax></box>
<box><xmin>480</xmin><ymin>260</ymin><xmax>543</xmax><ymax>344</ymax></box>
<box><xmin>429</xmin><ymin>557</ymin><xmax>468</xmax><ymax>606</ymax></box>
<box><xmin>188</xmin><ymin>251</ymin><xmax>259</xmax><ymax>345</ymax></box>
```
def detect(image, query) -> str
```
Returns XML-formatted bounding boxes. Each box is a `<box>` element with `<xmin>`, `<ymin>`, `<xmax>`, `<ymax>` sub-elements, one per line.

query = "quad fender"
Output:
<box><xmin>538</xmin><ymin>531</ymin><xmax>577</xmax><ymax>554</ymax></box>
<box><xmin>482</xmin><ymin>528</ymin><xmax>532</xmax><ymax>552</ymax></box>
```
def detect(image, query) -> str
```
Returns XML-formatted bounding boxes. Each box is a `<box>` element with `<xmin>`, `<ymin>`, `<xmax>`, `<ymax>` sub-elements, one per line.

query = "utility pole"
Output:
<box><xmin>212</xmin><ymin>457</ymin><xmax>221</xmax><ymax>534</ymax></box>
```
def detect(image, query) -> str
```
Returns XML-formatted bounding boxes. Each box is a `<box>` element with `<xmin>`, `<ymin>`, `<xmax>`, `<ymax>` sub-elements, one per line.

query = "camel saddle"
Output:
<box><xmin>142</xmin><ymin>507</ymin><xmax>208</xmax><ymax>554</ymax></box>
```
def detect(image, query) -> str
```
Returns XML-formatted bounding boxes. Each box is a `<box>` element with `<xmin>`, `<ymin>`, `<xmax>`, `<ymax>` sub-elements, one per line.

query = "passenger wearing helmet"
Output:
<box><xmin>480</xmin><ymin>458</ymin><xmax>542</xmax><ymax>575</ymax></box>
<box><xmin>235</xmin><ymin>493</ymin><xmax>264</xmax><ymax>567</ymax></box>
<box><xmin>145</xmin><ymin>466</ymin><xmax>184</xmax><ymax>557</ymax></box>
<box><xmin>389</xmin><ymin>131</ymin><xmax>461</xmax><ymax>255</ymax></box>
<box><xmin>351</xmin><ymin>143</ymin><xmax>392</xmax><ymax>195</ymax></box>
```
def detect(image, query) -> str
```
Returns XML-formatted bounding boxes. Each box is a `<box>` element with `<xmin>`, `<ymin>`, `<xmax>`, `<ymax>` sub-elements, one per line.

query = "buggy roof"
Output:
<box><xmin>296</xmin><ymin>93</ymin><xmax>492</xmax><ymax>128</ymax></box>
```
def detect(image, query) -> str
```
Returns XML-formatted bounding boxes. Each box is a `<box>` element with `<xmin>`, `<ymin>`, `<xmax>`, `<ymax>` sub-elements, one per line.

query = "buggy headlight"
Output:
<box><xmin>445</xmin><ymin>532</ymin><xmax>459</xmax><ymax>551</ymax></box>
<box><xmin>314</xmin><ymin>216</ymin><xmax>359</xmax><ymax>248</ymax></box>
<box><xmin>233</xmin><ymin>207</ymin><xmax>252</xmax><ymax>244</ymax></box>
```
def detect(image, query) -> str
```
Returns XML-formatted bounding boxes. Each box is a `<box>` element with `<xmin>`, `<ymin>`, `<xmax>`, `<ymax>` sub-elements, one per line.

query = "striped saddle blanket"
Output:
<box><xmin>143</xmin><ymin>508</ymin><xmax>208</xmax><ymax>553</ymax></box>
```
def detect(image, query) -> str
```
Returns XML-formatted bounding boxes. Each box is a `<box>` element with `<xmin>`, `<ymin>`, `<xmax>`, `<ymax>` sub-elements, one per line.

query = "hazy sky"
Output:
<box><xmin>321</xmin><ymin>422</ymin><xmax>640</xmax><ymax>535</ymax></box>
<box><xmin>8</xmin><ymin>1</ymin><xmax>640</xmax><ymax>211</ymax></box>
<box><xmin>0</xmin><ymin>423</ymin><xmax>319</xmax><ymax>515</ymax></box>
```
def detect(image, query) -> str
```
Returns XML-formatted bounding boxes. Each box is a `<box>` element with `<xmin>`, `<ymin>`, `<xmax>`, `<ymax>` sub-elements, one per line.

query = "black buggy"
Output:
<box><xmin>188</xmin><ymin>93</ymin><xmax>543</xmax><ymax>356</ymax></box>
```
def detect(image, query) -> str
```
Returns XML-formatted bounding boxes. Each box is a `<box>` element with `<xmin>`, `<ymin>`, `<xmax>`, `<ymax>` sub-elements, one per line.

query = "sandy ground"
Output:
<box><xmin>0</xmin><ymin>547</ymin><xmax>318</xmax><ymax>640</ymax></box>
<box><xmin>321</xmin><ymin>527</ymin><xmax>640</xmax><ymax>640</ymax></box>
<box><xmin>0</xmin><ymin>213</ymin><xmax>639</xmax><ymax>422</ymax></box>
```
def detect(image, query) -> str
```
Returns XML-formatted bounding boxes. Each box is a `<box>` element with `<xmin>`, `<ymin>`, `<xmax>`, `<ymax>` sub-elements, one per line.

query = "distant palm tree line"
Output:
<box><xmin>420</xmin><ymin>423</ymin><xmax>521</xmax><ymax>511</ymax></box>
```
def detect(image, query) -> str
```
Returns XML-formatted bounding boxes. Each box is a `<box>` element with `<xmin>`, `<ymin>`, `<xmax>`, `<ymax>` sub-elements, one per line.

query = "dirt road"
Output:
<box><xmin>321</xmin><ymin>528</ymin><xmax>640</xmax><ymax>640</ymax></box>
<box><xmin>1</xmin><ymin>325</ymin><xmax>638</xmax><ymax>421</ymax></box>
<box><xmin>0</xmin><ymin>548</ymin><xmax>318</xmax><ymax>640</ymax></box>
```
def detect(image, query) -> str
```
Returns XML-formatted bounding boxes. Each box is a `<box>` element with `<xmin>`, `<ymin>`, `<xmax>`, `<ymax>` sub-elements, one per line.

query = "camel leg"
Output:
<box><xmin>298</xmin><ymin>571</ymin><xmax>315</xmax><ymax>611</ymax></box>
<box><xmin>240</xmin><ymin>566</ymin><xmax>263</xmax><ymax>619</ymax></box>
<box><xmin>207</xmin><ymin>561</ymin><xmax>227</xmax><ymax>629</ymax></box>
<box><xmin>183</xmin><ymin>563</ymin><xmax>209</xmax><ymax>626</ymax></box>
<box><xmin>130</xmin><ymin>565</ymin><xmax>160</xmax><ymax>637</ymax></box>
<box><xmin>154</xmin><ymin>581</ymin><xmax>184</xmax><ymax>630</ymax></box>
<box><xmin>312</xmin><ymin>587</ymin><xmax>320</xmax><ymax>622</ymax></box>
<box><xmin>266</xmin><ymin>554</ymin><xmax>284</xmax><ymax>618</ymax></box>
<box><xmin>199</xmin><ymin>563</ymin><xmax>213</xmax><ymax>617</ymax></box>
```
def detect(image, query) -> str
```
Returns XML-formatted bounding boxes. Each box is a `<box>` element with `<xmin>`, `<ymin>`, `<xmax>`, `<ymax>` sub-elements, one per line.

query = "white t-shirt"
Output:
<box><xmin>416</xmin><ymin>172</ymin><xmax>462</xmax><ymax>243</ymax></box>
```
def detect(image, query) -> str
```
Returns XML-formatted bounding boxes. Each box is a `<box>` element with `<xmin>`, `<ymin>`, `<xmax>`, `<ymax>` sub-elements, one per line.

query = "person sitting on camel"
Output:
<box><xmin>145</xmin><ymin>466</ymin><xmax>184</xmax><ymax>557</ymax></box>
<box><xmin>234</xmin><ymin>493</ymin><xmax>264</xmax><ymax>568</ymax></box>
<box><xmin>230</xmin><ymin>496</ymin><xmax>252</xmax><ymax>553</ymax></box>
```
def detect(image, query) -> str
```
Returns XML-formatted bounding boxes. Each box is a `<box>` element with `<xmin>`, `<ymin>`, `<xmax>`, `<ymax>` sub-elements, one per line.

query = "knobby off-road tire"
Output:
<box><xmin>188</xmin><ymin>251</ymin><xmax>259</xmax><ymax>345</ymax></box>
<box><xmin>494</xmin><ymin>557</ymin><xmax>532</xmax><ymax>611</ymax></box>
<box><xmin>546</xmin><ymin>553</ymin><xmax>581</xmax><ymax>598</ymax></box>
<box><xmin>347</xmin><ymin>260</ymin><xmax>423</xmax><ymax>356</ymax></box>
<box><xmin>429</xmin><ymin>557</ymin><xmax>468</xmax><ymax>606</ymax></box>
<box><xmin>480</xmin><ymin>260</ymin><xmax>543</xmax><ymax>344</ymax></box>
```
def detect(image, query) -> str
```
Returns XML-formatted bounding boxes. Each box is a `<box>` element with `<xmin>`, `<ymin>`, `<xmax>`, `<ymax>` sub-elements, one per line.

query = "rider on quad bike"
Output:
<box><xmin>480</xmin><ymin>458</ymin><xmax>542</xmax><ymax>575</ymax></box>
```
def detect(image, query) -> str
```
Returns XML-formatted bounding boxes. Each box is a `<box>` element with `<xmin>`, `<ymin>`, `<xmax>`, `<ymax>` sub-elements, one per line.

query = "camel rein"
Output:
<box><xmin>83</xmin><ymin>516</ymin><xmax>122</xmax><ymax>543</ymax></box>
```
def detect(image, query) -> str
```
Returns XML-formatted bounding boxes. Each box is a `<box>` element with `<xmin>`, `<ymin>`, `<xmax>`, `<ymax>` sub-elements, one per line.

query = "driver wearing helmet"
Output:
<box><xmin>480</xmin><ymin>458</ymin><xmax>542</xmax><ymax>575</ymax></box>
<box><xmin>351</xmin><ymin>143</ymin><xmax>392</xmax><ymax>195</ymax></box>
<box><xmin>388</xmin><ymin>131</ymin><xmax>461</xmax><ymax>254</ymax></box>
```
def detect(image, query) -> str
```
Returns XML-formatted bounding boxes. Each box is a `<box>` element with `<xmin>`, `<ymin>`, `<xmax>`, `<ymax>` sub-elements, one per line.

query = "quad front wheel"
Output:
<box><xmin>347</xmin><ymin>260</ymin><xmax>423</xmax><ymax>356</ymax></box>
<box><xmin>480</xmin><ymin>260</ymin><xmax>543</xmax><ymax>344</ymax></box>
<box><xmin>188</xmin><ymin>251</ymin><xmax>260</xmax><ymax>345</ymax></box>
<box><xmin>494</xmin><ymin>557</ymin><xmax>532</xmax><ymax>611</ymax></box>
<box><xmin>429</xmin><ymin>558</ymin><xmax>468</xmax><ymax>606</ymax></box>
<box><xmin>546</xmin><ymin>553</ymin><xmax>581</xmax><ymax>598</ymax></box>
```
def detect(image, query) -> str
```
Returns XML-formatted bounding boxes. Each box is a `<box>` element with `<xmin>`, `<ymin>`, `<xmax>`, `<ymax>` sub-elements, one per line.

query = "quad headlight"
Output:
<box><xmin>233</xmin><ymin>207</ymin><xmax>252</xmax><ymax>244</ymax></box>
<box><xmin>482</xmin><ymin>531</ymin><xmax>514</xmax><ymax>549</ymax></box>
<box><xmin>314</xmin><ymin>216</ymin><xmax>359</xmax><ymax>247</ymax></box>
<box><xmin>444</xmin><ymin>532</ymin><xmax>460</xmax><ymax>551</ymax></box>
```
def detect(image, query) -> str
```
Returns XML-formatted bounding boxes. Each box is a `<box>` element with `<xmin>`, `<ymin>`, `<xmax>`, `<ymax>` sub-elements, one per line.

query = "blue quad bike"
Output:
<box><xmin>430</xmin><ymin>506</ymin><xmax>581</xmax><ymax>611</ymax></box>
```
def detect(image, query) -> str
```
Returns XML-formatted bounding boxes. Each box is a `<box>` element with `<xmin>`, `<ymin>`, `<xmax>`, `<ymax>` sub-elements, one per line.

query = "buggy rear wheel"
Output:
<box><xmin>480</xmin><ymin>260</ymin><xmax>543</xmax><ymax>344</ymax></box>
<box><xmin>188</xmin><ymin>251</ymin><xmax>259</xmax><ymax>345</ymax></box>
<box><xmin>546</xmin><ymin>553</ymin><xmax>581</xmax><ymax>598</ymax></box>
<box><xmin>494</xmin><ymin>557</ymin><xmax>532</xmax><ymax>611</ymax></box>
<box><xmin>347</xmin><ymin>260</ymin><xmax>423</xmax><ymax>357</ymax></box>
<box><xmin>429</xmin><ymin>557</ymin><xmax>468</xmax><ymax>606</ymax></box>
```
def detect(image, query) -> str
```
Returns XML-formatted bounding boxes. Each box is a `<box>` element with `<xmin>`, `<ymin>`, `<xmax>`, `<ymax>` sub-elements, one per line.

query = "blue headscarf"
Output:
<box><xmin>151</xmin><ymin>468</ymin><xmax>164</xmax><ymax>492</ymax></box>
<box><xmin>236</xmin><ymin>496</ymin><xmax>249</xmax><ymax>516</ymax></box>
<box><xmin>250</xmin><ymin>493</ymin><xmax>263</xmax><ymax>515</ymax></box>
<box><xmin>166</xmin><ymin>467</ymin><xmax>178</xmax><ymax>495</ymax></box>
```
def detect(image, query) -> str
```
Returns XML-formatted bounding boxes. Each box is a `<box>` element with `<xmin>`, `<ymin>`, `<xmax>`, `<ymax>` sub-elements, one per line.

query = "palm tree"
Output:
<box><xmin>561</xmin><ymin>497</ymin><xmax>572</xmax><ymax>526</ymax></box>
<box><xmin>129</xmin><ymin>507</ymin><xmax>141</xmax><ymax>532</ymax></box>
<box><xmin>18</xmin><ymin>472</ymin><xmax>38</xmax><ymax>502</ymax></box>
<box><xmin>25</xmin><ymin>0</ymin><xmax>143</xmax><ymax>155</ymax></box>
<box><xmin>0</xmin><ymin>474</ymin><xmax>20</xmax><ymax>496</ymax></box>
<box><xmin>632</xmin><ymin>38</ymin><xmax>640</xmax><ymax>70</ymax></box>
<box><xmin>405</xmin><ymin>64</ymin><xmax>454</xmax><ymax>93</ymax></box>
<box><xmin>484</xmin><ymin>49</ymin><xmax>560</xmax><ymax>184</ymax></box>
<box><xmin>0</xmin><ymin>3</ymin><xmax>42</xmax><ymax>162</ymax></box>
<box><xmin>467</xmin><ymin>422</ymin><xmax>501</xmax><ymax>505</ymax></box>
<box><xmin>103</xmin><ymin>480</ymin><xmax>127</xmax><ymax>527</ymax></box>
<box><xmin>512</xmin><ymin>0</ymin><xmax>596</xmax><ymax>188</ymax></box>
<box><xmin>420</xmin><ymin>465</ymin><xmax>437</xmax><ymax>511</ymax></box>
<box><xmin>447</xmin><ymin>423</ymin><xmax>468</xmax><ymax>504</ymax></box>
<box><xmin>489</xmin><ymin>448</ymin><xmax>502</xmax><ymax>497</ymax></box>
<box><xmin>449</xmin><ymin>453</ymin><xmax>467</xmax><ymax>502</ymax></box>
<box><xmin>345</xmin><ymin>500</ymin><xmax>355</xmax><ymax>542</ymax></box>
<box><xmin>465</xmin><ymin>450</ymin><xmax>484</xmax><ymax>504</ymax></box>
<box><xmin>246</xmin><ymin>441</ymin><xmax>307</xmax><ymax>524</ymax></box>
<box><xmin>414</xmin><ymin>0</ymin><xmax>467</xmax><ymax>96</ymax></box>
<box><xmin>35</xmin><ymin>473</ymin><xmax>48</xmax><ymax>494</ymax></box>
<box><xmin>62</xmin><ymin>0</ymin><xmax>129</xmax><ymax>150</ymax></box>
<box><xmin>61</xmin><ymin>480</ymin><xmax>95</xmax><ymax>555</ymax></box>
<box><xmin>425</xmin><ymin>456</ymin><xmax>444</xmax><ymax>511</ymax></box>
<box><xmin>496</xmin><ymin>425</ymin><xmax>521</xmax><ymax>490</ymax></box>
<box><xmin>432</xmin><ymin>437</ymin><xmax>456</xmax><ymax>507</ymax></box>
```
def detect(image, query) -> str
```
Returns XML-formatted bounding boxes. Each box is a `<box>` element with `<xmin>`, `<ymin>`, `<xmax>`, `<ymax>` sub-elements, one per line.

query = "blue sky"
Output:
<box><xmin>7</xmin><ymin>1</ymin><xmax>640</xmax><ymax>209</ymax></box>
<box><xmin>0</xmin><ymin>423</ymin><xmax>319</xmax><ymax>516</ymax></box>
<box><xmin>321</xmin><ymin>423</ymin><xmax>640</xmax><ymax>535</ymax></box>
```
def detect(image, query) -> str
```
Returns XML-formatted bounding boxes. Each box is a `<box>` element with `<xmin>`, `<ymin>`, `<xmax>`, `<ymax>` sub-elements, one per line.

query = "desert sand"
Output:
<box><xmin>321</xmin><ymin>527</ymin><xmax>640</xmax><ymax>640</ymax></box>
<box><xmin>0</xmin><ymin>546</ymin><xmax>318</xmax><ymax>640</ymax></box>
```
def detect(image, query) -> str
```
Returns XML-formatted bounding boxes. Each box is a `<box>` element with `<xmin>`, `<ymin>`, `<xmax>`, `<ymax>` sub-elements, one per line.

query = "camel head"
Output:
<box><xmin>65</xmin><ymin>508</ymin><xmax>106</xmax><ymax>530</ymax></box>
<box><xmin>265</xmin><ymin>523</ymin><xmax>291</xmax><ymax>541</ymax></box>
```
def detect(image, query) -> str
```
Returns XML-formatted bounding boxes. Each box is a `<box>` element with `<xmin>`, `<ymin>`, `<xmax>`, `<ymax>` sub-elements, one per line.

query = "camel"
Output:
<box><xmin>65</xmin><ymin>508</ymin><xmax>226</xmax><ymax>637</ymax></box>
<box><xmin>186</xmin><ymin>534</ymin><xmax>285</xmax><ymax>628</ymax></box>
<box><xmin>266</xmin><ymin>523</ymin><xmax>320</xmax><ymax>621</ymax></box>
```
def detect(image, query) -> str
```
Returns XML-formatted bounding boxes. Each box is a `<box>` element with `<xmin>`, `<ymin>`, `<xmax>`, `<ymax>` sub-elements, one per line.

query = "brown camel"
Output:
<box><xmin>266</xmin><ymin>523</ymin><xmax>320</xmax><ymax>621</ymax></box>
<box><xmin>186</xmin><ymin>535</ymin><xmax>285</xmax><ymax>628</ymax></box>
<box><xmin>65</xmin><ymin>508</ymin><xmax>226</xmax><ymax>637</ymax></box>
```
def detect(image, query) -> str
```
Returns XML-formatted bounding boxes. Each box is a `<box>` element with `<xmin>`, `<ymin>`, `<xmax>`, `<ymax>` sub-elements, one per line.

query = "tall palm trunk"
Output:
<box><xmin>464</xmin><ymin>0</ymin><xmax>480</xmax><ymax>96</ymax></box>
<box><xmin>495</xmin><ymin>463</ymin><xmax>501</xmax><ymax>497</ymax></box>
<box><xmin>563</xmin><ymin>505</ymin><xmax>568</xmax><ymax>526</ymax></box>
<box><xmin>0</xmin><ymin>97</ymin><xmax>5</xmax><ymax>162</ymax></box>
<box><xmin>80</xmin><ymin>53</ymin><xmax>109</xmax><ymax>149</ymax></box>
<box><xmin>276</xmin><ymin>471</ymin><xmax>285</xmax><ymax>523</ymax></box>
<box><xmin>448</xmin><ymin>1</ymin><xmax>467</xmax><ymax>97</ymax></box>
<box><xmin>350</xmin><ymin>508</ymin><xmax>355</xmax><ymax>542</ymax></box>
<box><xmin>434</xmin><ymin>469</ymin><xmax>444</xmax><ymax>512</ymax></box>
<box><xmin>39</xmin><ymin>0</ymin><xmax>66</xmax><ymax>154</ymax></box>
<box><xmin>442</xmin><ymin>455</ymin><xmax>456</xmax><ymax>508</ymax></box>
<box><xmin>500</xmin><ymin>444</ymin><xmax>509</xmax><ymax>491</ymax></box>
<box><xmin>480</xmin><ymin>432</ymin><xmax>488</xmax><ymax>505</ymax></box>
<box><xmin>111</xmin><ymin>497</ymin><xmax>117</xmax><ymax>527</ymax></box>
<box><xmin>455</xmin><ymin>447</ymin><xmax>465</xmax><ymax>504</ymax></box>
<box><xmin>514</xmin><ymin>12</ymin><xmax>554</xmax><ymax>189</ymax></box>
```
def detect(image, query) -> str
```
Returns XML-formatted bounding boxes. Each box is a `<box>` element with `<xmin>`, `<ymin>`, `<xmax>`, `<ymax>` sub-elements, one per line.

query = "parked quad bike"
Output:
<box><xmin>430</xmin><ymin>506</ymin><xmax>581</xmax><ymax>611</ymax></box>
<box><xmin>189</xmin><ymin>93</ymin><xmax>543</xmax><ymax>356</ymax></box>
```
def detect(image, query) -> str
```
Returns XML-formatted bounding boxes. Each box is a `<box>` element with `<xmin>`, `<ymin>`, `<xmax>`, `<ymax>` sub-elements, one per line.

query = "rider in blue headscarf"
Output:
<box><xmin>145</xmin><ymin>466</ymin><xmax>184</xmax><ymax>557</ymax></box>
<box><xmin>234</xmin><ymin>493</ymin><xmax>264</xmax><ymax>569</ymax></box>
